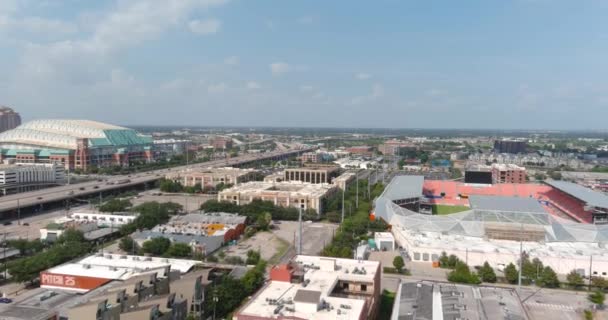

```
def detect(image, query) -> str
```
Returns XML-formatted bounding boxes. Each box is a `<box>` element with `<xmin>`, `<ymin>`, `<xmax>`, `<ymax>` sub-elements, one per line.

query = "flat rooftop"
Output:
<box><xmin>382</xmin><ymin>175</ymin><xmax>424</xmax><ymax>200</ymax></box>
<box><xmin>394</xmin><ymin>281</ymin><xmax>526</xmax><ymax>320</ymax></box>
<box><xmin>221</xmin><ymin>181</ymin><xmax>336</xmax><ymax>196</ymax></box>
<box><xmin>237</xmin><ymin>255</ymin><xmax>379</xmax><ymax>320</ymax></box>
<box><xmin>469</xmin><ymin>195</ymin><xmax>547</xmax><ymax>214</ymax></box>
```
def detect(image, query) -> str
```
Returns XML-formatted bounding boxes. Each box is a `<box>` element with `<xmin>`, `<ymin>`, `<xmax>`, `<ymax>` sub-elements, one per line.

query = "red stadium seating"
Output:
<box><xmin>422</xmin><ymin>180</ymin><xmax>592</xmax><ymax>223</ymax></box>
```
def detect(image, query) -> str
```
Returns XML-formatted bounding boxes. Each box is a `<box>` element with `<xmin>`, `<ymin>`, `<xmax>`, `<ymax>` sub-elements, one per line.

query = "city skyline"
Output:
<box><xmin>1</xmin><ymin>0</ymin><xmax>608</xmax><ymax>129</ymax></box>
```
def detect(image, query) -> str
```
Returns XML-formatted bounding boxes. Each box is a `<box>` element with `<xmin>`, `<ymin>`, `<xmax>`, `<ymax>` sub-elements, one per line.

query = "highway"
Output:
<box><xmin>0</xmin><ymin>148</ymin><xmax>312</xmax><ymax>214</ymax></box>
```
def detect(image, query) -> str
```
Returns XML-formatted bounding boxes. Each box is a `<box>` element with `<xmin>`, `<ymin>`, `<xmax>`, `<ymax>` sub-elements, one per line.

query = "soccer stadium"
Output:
<box><xmin>373</xmin><ymin>176</ymin><xmax>608</xmax><ymax>275</ymax></box>
<box><xmin>0</xmin><ymin>120</ymin><xmax>153</xmax><ymax>170</ymax></box>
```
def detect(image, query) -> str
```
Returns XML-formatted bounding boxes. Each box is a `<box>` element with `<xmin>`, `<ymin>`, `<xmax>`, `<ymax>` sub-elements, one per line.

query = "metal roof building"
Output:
<box><xmin>545</xmin><ymin>180</ymin><xmax>608</xmax><ymax>209</ymax></box>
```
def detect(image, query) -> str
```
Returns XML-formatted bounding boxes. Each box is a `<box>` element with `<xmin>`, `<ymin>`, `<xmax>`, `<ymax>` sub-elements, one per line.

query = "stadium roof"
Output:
<box><xmin>545</xmin><ymin>180</ymin><xmax>608</xmax><ymax>209</ymax></box>
<box><xmin>381</xmin><ymin>175</ymin><xmax>424</xmax><ymax>200</ymax></box>
<box><xmin>469</xmin><ymin>195</ymin><xmax>546</xmax><ymax>214</ymax></box>
<box><xmin>0</xmin><ymin>119</ymin><xmax>152</xmax><ymax>150</ymax></box>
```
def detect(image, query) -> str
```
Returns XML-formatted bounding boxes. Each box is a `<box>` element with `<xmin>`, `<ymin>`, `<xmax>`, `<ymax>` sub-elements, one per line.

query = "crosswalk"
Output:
<box><xmin>525</xmin><ymin>301</ymin><xmax>576</xmax><ymax>311</ymax></box>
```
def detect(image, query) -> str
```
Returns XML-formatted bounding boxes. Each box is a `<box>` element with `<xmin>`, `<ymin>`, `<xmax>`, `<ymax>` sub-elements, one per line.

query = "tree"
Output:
<box><xmin>159</xmin><ymin>179</ymin><xmax>184</xmax><ymax>193</ymax></box>
<box><xmin>566</xmin><ymin>270</ymin><xmax>584</xmax><ymax>289</ymax></box>
<box><xmin>255</xmin><ymin>212</ymin><xmax>272</xmax><ymax>230</ymax></box>
<box><xmin>447</xmin><ymin>261</ymin><xmax>480</xmax><ymax>284</ymax></box>
<box><xmin>588</xmin><ymin>290</ymin><xmax>605</xmax><ymax>309</ymax></box>
<box><xmin>166</xmin><ymin>243</ymin><xmax>192</xmax><ymax>257</ymax></box>
<box><xmin>478</xmin><ymin>262</ymin><xmax>497</xmax><ymax>283</ymax></box>
<box><xmin>393</xmin><ymin>256</ymin><xmax>405</xmax><ymax>273</ymax></box>
<box><xmin>57</xmin><ymin>228</ymin><xmax>86</xmax><ymax>244</ymax></box>
<box><xmin>99</xmin><ymin>199</ymin><xmax>131</xmax><ymax>212</ymax></box>
<box><xmin>504</xmin><ymin>263</ymin><xmax>519</xmax><ymax>284</ymax></box>
<box><xmin>246</xmin><ymin>250</ymin><xmax>261</xmax><ymax>265</ymax></box>
<box><xmin>592</xmin><ymin>277</ymin><xmax>608</xmax><ymax>290</ymax></box>
<box><xmin>142</xmin><ymin>237</ymin><xmax>171</xmax><ymax>256</ymax></box>
<box><xmin>538</xmin><ymin>266</ymin><xmax>560</xmax><ymax>288</ymax></box>
<box><xmin>119</xmin><ymin>237</ymin><xmax>138</xmax><ymax>254</ymax></box>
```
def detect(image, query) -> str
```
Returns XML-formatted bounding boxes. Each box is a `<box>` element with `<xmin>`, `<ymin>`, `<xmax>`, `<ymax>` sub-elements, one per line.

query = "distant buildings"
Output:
<box><xmin>0</xmin><ymin>162</ymin><xmax>65</xmax><ymax>195</ymax></box>
<box><xmin>235</xmin><ymin>255</ymin><xmax>381</xmax><ymax>320</ymax></box>
<box><xmin>491</xmin><ymin>163</ymin><xmax>526</xmax><ymax>184</ymax></box>
<box><xmin>153</xmin><ymin>138</ymin><xmax>190</xmax><ymax>159</ymax></box>
<box><xmin>70</xmin><ymin>211</ymin><xmax>139</xmax><ymax>227</ymax></box>
<box><xmin>166</xmin><ymin>167</ymin><xmax>258</xmax><ymax>188</ymax></box>
<box><xmin>0</xmin><ymin>106</ymin><xmax>21</xmax><ymax>133</ymax></box>
<box><xmin>210</xmin><ymin>136</ymin><xmax>233</xmax><ymax>149</ymax></box>
<box><xmin>378</xmin><ymin>139</ymin><xmax>414</xmax><ymax>155</ymax></box>
<box><xmin>40</xmin><ymin>216</ymin><xmax>120</xmax><ymax>242</ymax></box>
<box><xmin>218</xmin><ymin>181</ymin><xmax>338</xmax><ymax>214</ymax></box>
<box><xmin>0</xmin><ymin>119</ymin><xmax>153</xmax><ymax>170</ymax></box>
<box><xmin>493</xmin><ymin>139</ymin><xmax>527</xmax><ymax>154</ymax></box>
<box><xmin>334</xmin><ymin>157</ymin><xmax>379</xmax><ymax>169</ymax></box>
<box><xmin>346</xmin><ymin>146</ymin><xmax>374</xmax><ymax>156</ymax></box>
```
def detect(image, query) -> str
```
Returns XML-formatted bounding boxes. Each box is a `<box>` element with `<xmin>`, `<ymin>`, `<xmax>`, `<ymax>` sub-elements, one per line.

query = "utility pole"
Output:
<box><xmin>355</xmin><ymin>171</ymin><xmax>359</xmax><ymax>209</ymax></box>
<box><xmin>341</xmin><ymin>187</ymin><xmax>345</xmax><ymax>223</ymax></box>
<box><xmin>518</xmin><ymin>222</ymin><xmax>523</xmax><ymax>290</ymax></box>
<box><xmin>298</xmin><ymin>206</ymin><xmax>303</xmax><ymax>255</ymax></box>
<box><xmin>17</xmin><ymin>199</ymin><xmax>21</xmax><ymax>225</ymax></box>
<box><xmin>589</xmin><ymin>255</ymin><xmax>593</xmax><ymax>290</ymax></box>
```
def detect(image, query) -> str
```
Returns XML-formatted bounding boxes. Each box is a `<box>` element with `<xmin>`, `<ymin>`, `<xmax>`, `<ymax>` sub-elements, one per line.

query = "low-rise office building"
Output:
<box><xmin>218</xmin><ymin>181</ymin><xmax>338</xmax><ymax>214</ymax></box>
<box><xmin>0</xmin><ymin>162</ymin><xmax>65</xmax><ymax>195</ymax></box>
<box><xmin>284</xmin><ymin>165</ymin><xmax>340</xmax><ymax>184</ymax></box>
<box><xmin>235</xmin><ymin>255</ymin><xmax>381</xmax><ymax>320</ymax></box>
<box><xmin>166</xmin><ymin>167</ymin><xmax>258</xmax><ymax>188</ymax></box>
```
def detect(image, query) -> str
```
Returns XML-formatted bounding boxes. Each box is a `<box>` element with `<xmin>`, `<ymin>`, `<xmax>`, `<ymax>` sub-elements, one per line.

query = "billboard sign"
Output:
<box><xmin>40</xmin><ymin>272</ymin><xmax>110</xmax><ymax>292</ymax></box>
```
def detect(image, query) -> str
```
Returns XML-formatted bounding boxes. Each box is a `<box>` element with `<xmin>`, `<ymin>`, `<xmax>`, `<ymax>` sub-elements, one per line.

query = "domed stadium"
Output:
<box><xmin>0</xmin><ymin>119</ymin><xmax>153</xmax><ymax>170</ymax></box>
<box><xmin>373</xmin><ymin>175</ymin><xmax>608</xmax><ymax>276</ymax></box>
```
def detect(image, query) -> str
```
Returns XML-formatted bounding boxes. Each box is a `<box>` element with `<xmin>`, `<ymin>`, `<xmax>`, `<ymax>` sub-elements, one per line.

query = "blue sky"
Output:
<box><xmin>1</xmin><ymin>0</ymin><xmax>607</xmax><ymax>129</ymax></box>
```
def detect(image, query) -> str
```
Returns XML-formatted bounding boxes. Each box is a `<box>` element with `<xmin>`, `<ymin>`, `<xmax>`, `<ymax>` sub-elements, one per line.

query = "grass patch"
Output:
<box><xmin>432</xmin><ymin>204</ymin><xmax>469</xmax><ymax>215</ymax></box>
<box><xmin>268</xmin><ymin>236</ymin><xmax>290</xmax><ymax>265</ymax></box>
<box><xmin>383</xmin><ymin>267</ymin><xmax>411</xmax><ymax>276</ymax></box>
<box><xmin>378</xmin><ymin>290</ymin><xmax>396</xmax><ymax>320</ymax></box>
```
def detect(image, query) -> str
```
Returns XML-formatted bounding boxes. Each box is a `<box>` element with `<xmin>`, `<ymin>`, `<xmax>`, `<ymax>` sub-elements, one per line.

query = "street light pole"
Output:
<box><xmin>356</xmin><ymin>171</ymin><xmax>359</xmax><ymax>209</ymax></box>
<box><xmin>341</xmin><ymin>187</ymin><xmax>345</xmax><ymax>223</ymax></box>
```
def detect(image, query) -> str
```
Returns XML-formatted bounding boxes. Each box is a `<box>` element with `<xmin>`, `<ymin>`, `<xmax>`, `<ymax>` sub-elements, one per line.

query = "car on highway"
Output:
<box><xmin>93</xmin><ymin>186</ymin><xmax>99</xmax><ymax>189</ymax></box>
<box><xmin>79</xmin><ymin>187</ymin><xmax>85</xmax><ymax>190</ymax></box>
<box><xmin>2</xmin><ymin>221</ymin><xmax>11</xmax><ymax>226</ymax></box>
<box><xmin>37</xmin><ymin>196</ymin><xmax>43</xmax><ymax>200</ymax></box>
<box><xmin>22</xmin><ymin>222</ymin><xmax>29</xmax><ymax>226</ymax></box>
<box><xmin>0</xmin><ymin>297</ymin><xmax>13</xmax><ymax>304</ymax></box>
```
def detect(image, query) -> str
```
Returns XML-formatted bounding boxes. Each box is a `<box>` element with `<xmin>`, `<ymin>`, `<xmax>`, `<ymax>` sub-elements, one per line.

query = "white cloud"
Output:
<box><xmin>355</xmin><ymin>72</ymin><xmax>371</xmax><ymax>80</ymax></box>
<box><xmin>351</xmin><ymin>83</ymin><xmax>385</xmax><ymax>105</ymax></box>
<box><xmin>270</xmin><ymin>62</ymin><xmax>290</xmax><ymax>76</ymax></box>
<box><xmin>207</xmin><ymin>82</ymin><xmax>227</xmax><ymax>93</ymax></box>
<box><xmin>224</xmin><ymin>55</ymin><xmax>239</xmax><ymax>65</ymax></box>
<box><xmin>297</xmin><ymin>15</ymin><xmax>318</xmax><ymax>25</ymax></box>
<box><xmin>299</xmin><ymin>85</ymin><xmax>313</xmax><ymax>92</ymax></box>
<box><xmin>246</xmin><ymin>81</ymin><xmax>261</xmax><ymax>90</ymax></box>
<box><xmin>188</xmin><ymin>18</ymin><xmax>221</xmax><ymax>35</ymax></box>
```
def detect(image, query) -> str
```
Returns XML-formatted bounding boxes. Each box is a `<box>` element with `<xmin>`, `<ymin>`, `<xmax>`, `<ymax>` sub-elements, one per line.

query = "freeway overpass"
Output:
<box><xmin>0</xmin><ymin>148</ymin><xmax>312</xmax><ymax>215</ymax></box>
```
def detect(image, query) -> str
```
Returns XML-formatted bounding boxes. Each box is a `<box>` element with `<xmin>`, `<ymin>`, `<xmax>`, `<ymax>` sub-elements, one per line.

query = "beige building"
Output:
<box><xmin>284</xmin><ymin>166</ymin><xmax>340</xmax><ymax>184</ymax></box>
<box><xmin>491</xmin><ymin>163</ymin><xmax>527</xmax><ymax>184</ymax></box>
<box><xmin>218</xmin><ymin>181</ymin><xmax>338</xmax><ymax>214</ymax></box>
<box><xmin>332</xmin><ymin>171</ymin><xmax>356</xmax><ymax>190</ymax></box>
<box><xmin>166</xmin><ymin>167</ymin><xmax>258</xmax><ymax>188</ymax></box>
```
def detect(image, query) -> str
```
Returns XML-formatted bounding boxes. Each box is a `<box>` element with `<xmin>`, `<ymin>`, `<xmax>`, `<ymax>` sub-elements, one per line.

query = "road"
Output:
<box><xmin>0</xmin><ymin>148</ymin><xmax>312</xmax><ymax>215</ymax></box>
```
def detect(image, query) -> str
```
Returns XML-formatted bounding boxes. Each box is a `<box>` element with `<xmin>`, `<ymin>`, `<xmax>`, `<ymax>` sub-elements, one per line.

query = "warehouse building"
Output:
<box><xmin>235</xmin><ymin>255</ymin><xmax>381</xmax><ymax>320</ymax></box>
<box><xmin>218</xmin><ymin>181</ymin><xmax>338</xmax><ymax>215</ymax></box>
<box><xmin>0</xmin><ymin>119</ymin><xmax>153</xmax><ymax>170</ymax></box>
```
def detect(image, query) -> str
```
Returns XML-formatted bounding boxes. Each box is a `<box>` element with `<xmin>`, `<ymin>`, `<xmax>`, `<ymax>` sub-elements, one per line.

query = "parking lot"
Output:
<box><xmin>271</xmin><ymin>221</ymin><xmax>339</xmax><ymax>256</ymax></box>
<box><xmin>132</xmin><ymin>190</ymin><xmax>215</xmax><ymax>212</ymax></box>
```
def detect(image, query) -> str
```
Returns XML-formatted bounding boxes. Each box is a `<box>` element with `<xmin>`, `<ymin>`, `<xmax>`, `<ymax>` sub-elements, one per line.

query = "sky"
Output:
<box><xmin>1</xmin><ymin>0</ymin><xmax>608</xmax><ymax>130</ymax></box>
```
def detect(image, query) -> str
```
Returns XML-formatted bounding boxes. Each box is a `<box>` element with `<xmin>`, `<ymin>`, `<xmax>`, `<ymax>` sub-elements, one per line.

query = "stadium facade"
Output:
<box><xmin>0</xmin><ymin>120</ymin><xmax>153</xmax><ymax>170</ymax></box>
<box><xmin>373</xmin><ymin>176</ymin><xmax>608</xmax><ymax>276</ymax></box>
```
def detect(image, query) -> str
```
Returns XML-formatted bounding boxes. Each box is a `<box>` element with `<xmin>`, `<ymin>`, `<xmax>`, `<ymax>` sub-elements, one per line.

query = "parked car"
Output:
<box><xmin>0</xmin><ymin>297</ymin><xmax>13</xmax><ymax>303</ymax></box>
<box><xmin>2</xmin><ymin>221</ymin><xmax>12</xmax><ymax>226</ymax></box>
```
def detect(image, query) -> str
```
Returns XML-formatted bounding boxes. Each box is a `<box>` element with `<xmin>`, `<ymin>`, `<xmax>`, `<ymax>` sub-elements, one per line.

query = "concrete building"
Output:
<box><xmin>378</xmin><ymin>139</ymin><xmax>414</xmax><ymax>156</ymax></box>
<box><xmin>152</xmin><ymin>212</ymin><xmax>247</xmax><ymax>243</ymax></box>
<box><xmin>333</xmin><ymin>172</ymin><xmax>356</xmax><ymax>190</ymax></box>
<box><xmin>153</xmin><ymin>138</ymin><xmax>190</xmax><ymax>159</ymax></box>
<box><xmin>0</xmin><ymin>162</ymin><xmax>65</xmax><ymax>195</ymax></box>
<box><xmin>0</xmin><ymin>106</ymin><xmax>21</xmax><ymax>133</ymax></box>
<box><xmin>491</xmin><ymin>163</ymin><xmax>527</xmax><ymax>184</ymax></box>
<box><xmin>0</xmin><ymin>120</ymin><xmax>153</xmax><ymax>170</ymax></box>
<box><xmin>346</xmin><ymin>146</ymin><xmax>374</xmax><ymax>156</ymax></box>
<box><xmin>284</xmin><ymin>166</ymin><xmax>340</xmax><ymax>184</ymax></box>
<box><xmin>70</xmin><ymin>211</ymin><xmax>139</xmax><ymax>227</ymax></box>
<box><xmin>391</xmin><ymin>280</ymin><xmax>527</xmax><ymax>320</ymax></box>
<box><xmin>210</xmin><ymin>136</ymin><xmax>233</xmax><ymax>150</ymax></box>
<box><xmin>40</xmin><ymin>216</ymin><xmax>121</xmax><ymax>242</ymax></box>
<box><xmin>166</xmin><ymin>167</ymin><xmax>258</xmax><ymax>188</ymax></box>
<box><xmin>374</xmin><ymin>232</ymin><xmax>395</xmax><ymax>251</ymax></box>
<box><xmin>218</xmin><ymin>181</ymin><xmax>338</xmax><ymax>214</ymax></box>
<box><xmin>40</xmin><ymin>253</ymin><xmax>197</xmax><ymax>293</ymax></box>
<box><xmin>235</xmin><ymin>255</ymin><xmax>381</xmax><ymax>320</ymax></box>
<box><xmin>493</xmin><ymin>139</ymin><xmax>527</xmax><ymax>154</ymax></box>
